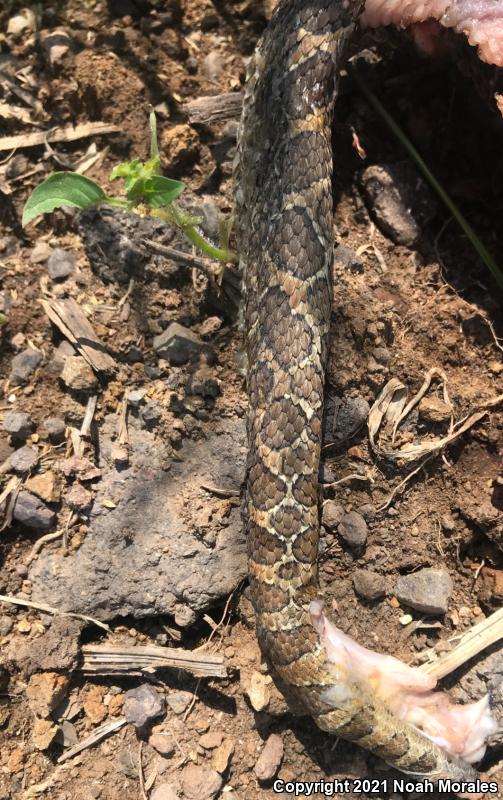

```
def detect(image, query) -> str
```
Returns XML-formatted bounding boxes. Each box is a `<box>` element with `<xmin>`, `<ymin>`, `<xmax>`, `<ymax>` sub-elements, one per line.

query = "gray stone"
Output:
<box><xmin>395</xmin><ymin>568</ymin><xmax>453</xmax><ymax>615</ymax></box>
<box><xmin>166</xmin><ymin>690</ymin><xmax>192</xmax><ymax>715</ymax></box>
<box><xmin>0</xmin><ymin>616</ymin><xmax>13</xmax><ymax>636</ymax></box>
<box><xmin>29</xmin><ymin>417</ymin><xmax>247</xmax><ymax>621</ymax></box>
<box><xmin>321</xmin><ymin>501</ymin><xmax>344</xmax><ymax>530</ymax></box>
<box><xmin>127</xmin><ymin>388</ymin><xmax>147</xmax><ymax>407</ymax></box>
<box><xmin>43</xmin><ymin>416</ymin><xmax>66</xmax><ymax>443</ymax></box>
<box><xmin>360</xmin><ymin>162</ymin><xmax>436</xmax><ymax>247</ymax></box>
<box><xmin>61</xmin><ymin>355</ymin><xmax>98</xmax><ymax>392</ymax></box>
<box><xmin>334</xmin><ymin>244</ymin><xmax>363</xmax><ymax>273</ymax></box>
<box><xmin>372</xmin><ymin>347</ymin><xmax>391</xmax><ymax>365</ymax></box>
<box><xmin>30</xmin><ymin>242</ymin><xmax>52</xmax><ymax>264</ymax></box>
<box><xmin>13</xmin><ymin>491</ymin><xmax>55</xmax><ymax>531</ymax></box>
<box><xmin>10</xmin><ymin>347</ymin><xmax>42</xmax><ymax>385</ymax></box>
<box><xmin>333</xmin><ymin>396</ymin><xmax>370</xmax><ymax>443</ymax></box>
<box><xmin>201</xmin><ymin>51</ymin><xmax>223</xmax><ymax>81</ymax></box>
<box><xmin>47</xmin><ymin>248</ymin><xmax>75</xmax><ymax>281</ymax></box>
<box><xmin>254</xmin><ymin>734</ymin><xmax>284</xmax><ymax>781</ymax></box>
<box><xmin>2</xmin><ymin>411</ymin><xmax>33</xmax><ymax>440</ymax></box>
<box><xmin>140</xmin><ymin>402</ymin><xmax>162</xmax><ymax>428</ymax></box>
<box><xmin>353</xmin><ymin>569</ymin><xmax>386</xmax><ymax>601</ymax></box>
<box><xmin>124</xmin><ymin>684</ymin><xmax>165</xmax><ymax>729</ymax></box>
<box><xmin>181</xmin><ymin>764</ymin><xmax>223</xmax><ymax>800</ymax></box>
<box><xmin>67</xmin><ymin>483</ymin><xmax>93</xmax><ymax>511</ymax></box>
<box><xmin>10</xmin><ymin>445</ymin><xmax>39</xmax><ymax>474</ymax></box>
<box><xmin>186</xmin><ymin>367</ymin><xmax>220</xmax><ymax>398</ymax></box>
<box><xmin>153</xmin><ymin>323</ymin><xmax>208</xmax><ymax>365</ymax></box>
<box><xmin>151</xmin><ymin>785</ymin><xmax>180</xmax><ymax>800</ymax></box>
<box><xmin>338</xmin><ymin>511</ymin><xmax>368</xmax><ymax>553</ymax></box>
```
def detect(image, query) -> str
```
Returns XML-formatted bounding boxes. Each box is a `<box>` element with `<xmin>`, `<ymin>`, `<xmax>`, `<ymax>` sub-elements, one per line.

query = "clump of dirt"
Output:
<box><xmin>0</xmin><ymin>1</ymin><xmax>502</xmax><ymax>799</ymax></box>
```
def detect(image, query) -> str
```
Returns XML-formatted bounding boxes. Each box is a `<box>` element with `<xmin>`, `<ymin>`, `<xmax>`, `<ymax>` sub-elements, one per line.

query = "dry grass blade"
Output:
<box><xmin>57</xmin><ymin>717</ymin><xmax>127</xmax><ymax>763</ymax></box>
<box><xmin>81</xmin><ymin>643</ymin><xmax>227</xmax><ymax>678</ymax></box>
<box><xmin>0</xmin><ymin>593</ymin><xmax>110</xmax><ymax>631</ymax></box>
<box><xmin>418</xmin><ymin>607</ymin><xmax>503</xmax><ymax>679</ymax></box>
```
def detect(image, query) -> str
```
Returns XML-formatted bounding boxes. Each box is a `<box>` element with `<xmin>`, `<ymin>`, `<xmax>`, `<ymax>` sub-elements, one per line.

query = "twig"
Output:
<box><xmin>138</xmin><ymin>741</ymin><xmax>148</xmax><ymax>800</ymax></box>
<box><xmin>26</xmin><ymin>529</ymin><xmax>65</xmax><ymax>565</ymax></box>
<box><xmin>0</xmin><ymin>594</ymin><xmax>110</xmax><ymax>631</ymax></box>
<box><xmin>0</xmin><ymin>122</ymin><xmax>121</xmax><ymax>154</ymax></box>
<box><xmin>183</xmin><ymin>678</ymin><xmax>201</xmax><ymax>722</ymax></box>
<box><xmin>418</xmin><ymin>607</ymin><xmax>503</xmax><ymax>679</ymax></box>
<box><xmin>322</xmin><ymin>472</ymin><xmax>371</xmax><ymax>487</ymax></box>
<box><xmin>200</xmin><ymin>483</ymin><xmax>240</xmax><ymax>498</ymax></box>
<box><xmin>81</xmin><ymin>643</ymin><xmax>227</xmax><ymax>678</ymax></box>
<box><xmin>80</xmin><ymin>395</ymin><xmax>98</xmax><ymax>439</ymax></box>
<box><xmin>376</xmin><ymin>456</ymin><xmax>433</xmax><ymax>512</ymax></box>
<box><xmin>117</xmin><ymin>278</ymin><xmax>135</xmax><ymax>310</ymax></box>
<box><xmin>141</xmin><ymin>238</ymin><xmax>224</xmax><ymax>278</ymax></box>
<box><xmin>57</xmin><ymin>717</ymin><xmax>126</xmax><ymax>763</ymax></box>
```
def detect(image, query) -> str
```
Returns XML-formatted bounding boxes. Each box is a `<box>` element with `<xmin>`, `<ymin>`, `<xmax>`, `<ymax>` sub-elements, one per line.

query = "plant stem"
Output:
<box><xmin>351</xmin><ymin>68</ymin><xmax>503</xmax><ymax>291</ymax></box>
<box><xmin>151</xmin><ymin>204</ymin><xmax>238</xmax><ymax>264</ymax></box>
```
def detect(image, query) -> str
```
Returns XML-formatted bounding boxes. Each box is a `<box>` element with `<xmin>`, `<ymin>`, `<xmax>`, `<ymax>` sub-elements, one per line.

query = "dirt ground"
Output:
<box><xmin>0</xmin><ymin>2</ymin><xmax>503</xmax><ymax>800</ymax></box>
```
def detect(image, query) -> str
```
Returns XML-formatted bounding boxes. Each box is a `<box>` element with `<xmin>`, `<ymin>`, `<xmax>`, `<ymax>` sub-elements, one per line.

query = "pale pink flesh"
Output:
<box><xmin>361</xmin><ymin>0</ymin><xmax>503</xmax><ymax>66</ymax></box>
<box><xmin>310</xmin><ymin>601</ymin><xmax>499</xmax><ymax>764</ymax></box>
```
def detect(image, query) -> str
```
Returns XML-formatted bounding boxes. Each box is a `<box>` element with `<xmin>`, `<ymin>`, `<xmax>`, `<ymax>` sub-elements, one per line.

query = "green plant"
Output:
<box><xmin>22</xmin><ymin>112</ymin><xmax>237</xmax><ymax>266</ymax></box>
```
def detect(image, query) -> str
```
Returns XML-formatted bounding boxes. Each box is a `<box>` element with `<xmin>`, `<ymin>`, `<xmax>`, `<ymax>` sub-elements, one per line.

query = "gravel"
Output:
<box><xmin>395</xmin><ymin>567</ymin><xmax>453</xmax><ymax>614</ymax></box>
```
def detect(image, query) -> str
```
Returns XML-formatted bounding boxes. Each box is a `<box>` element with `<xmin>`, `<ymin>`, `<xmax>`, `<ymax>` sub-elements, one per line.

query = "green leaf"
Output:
<box><xmin>22</xmin><ymin>172</ymin><xmax>106</xmax><ymax>226</ymax></box>
<box><xmin>137</xmin><ymin>176</ymin><xmax>185</xmax><ymax>208</ymax></box>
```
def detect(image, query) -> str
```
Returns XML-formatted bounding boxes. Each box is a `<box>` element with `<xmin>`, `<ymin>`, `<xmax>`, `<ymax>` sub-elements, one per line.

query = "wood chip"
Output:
<box><xmin>41</xmin><ymin>298</ymin><xmax>116</xmax><ymax>375</ymax></box>
<box><xmin>185</xmin><ymin>92</ymin><xmax>243</xmax><ymax>125</ymax></box>
<box><xmin>81</xmin><ymin>643</ymin><xmax>227</xmax><ymax>678</ymax></box>
<box><xmin>0</xmin><ymin>121</ymin><xmax>120</xmax><ymax>154</ymax></box>
<box><xmin>57</xmin><ymin>716</ymin><xmax>127</xmax><ymax>763</ymax></box>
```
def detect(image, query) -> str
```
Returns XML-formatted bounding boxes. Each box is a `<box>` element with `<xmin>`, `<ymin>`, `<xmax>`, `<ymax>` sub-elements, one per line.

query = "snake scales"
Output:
<box><xmin>234</xmin><ymin>0</ymin><xmax>484</xmax><ymax>781</ymax></box>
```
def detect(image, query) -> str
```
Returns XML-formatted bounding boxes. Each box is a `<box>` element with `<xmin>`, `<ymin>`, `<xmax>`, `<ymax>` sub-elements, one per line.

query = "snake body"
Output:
<box><xmin>234</xmin><ymin>0</ymin><xmax>479</xmax><ymax>779</ymax></box>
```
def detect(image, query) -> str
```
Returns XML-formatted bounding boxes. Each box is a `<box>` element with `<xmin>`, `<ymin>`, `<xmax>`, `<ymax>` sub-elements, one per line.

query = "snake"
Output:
<box><xmin>233</xmin><ymin>0</ymin><xmax>487</xmax><ymax>781</ymax></box>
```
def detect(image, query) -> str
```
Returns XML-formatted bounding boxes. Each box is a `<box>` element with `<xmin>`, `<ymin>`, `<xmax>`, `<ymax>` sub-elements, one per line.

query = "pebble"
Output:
<box><xmin>26</xmin><ymin>672</ymin><xmax>70</xmax><ymax>718</ymax></box>
<box><xmin>254</xmin><ymin>733</ymin><xmax>284</xmax><ymax>781</ymax></box>
<box><xmin>153</xmin><ymin>323</ymin><xmax>208</xmax><ymax>365</ymax></box>
<box><xmin>47</xmin><ymin>248</ymin><xmax>75</xmax><ymax>280</ymax></box>
<box><xmin>333</xmin><ymin>396</ymin><xmax>370</xmax><ymax>442</ymax></box>
<box><xmin>0</xmin><ymin>616</ymin><xmax>14</xmax><ymax>636</ymax></box>
<box><xmin>212</xmin><ymin>737</ymin><xmax>234</xmax><ymax>773</ymax></box>
<box><xmin>181</xmin><ymin>764</ymin><xmax>223</xmax><ymax>800</ymax></box>
<box><xmin>30</xmin><ymin>241</ymin><xmax>52</xmax><ymax>264</ymax></box>
<box><xmin>149</xmin><ymin>733</ymin><xmax>176</xmax><ymax>757</ymax></box>
<box><xmin>201</xmin><ymin>51</ymin><xmax>224</xmax><ymax>81</ymax></box>
<box><xmin>7</xmin><ymin>14</ymin><xmax>31</xmax><ymax>35</ymax></box>
<box><xmin>43</xmin><ymin>416</ymin><xmax>66</xmax><ymax>443</ymax></box>
<box><xmin>61</xmin><ymin>356</ymin><xmax>98</xmax><ymax>392</ymax></box>
<box><xmin>0</xmin><ymin>290</ymin><xmax>11</xmax><ymax>315</ymax></box>
<box><xmin>84</xmin><ymin>685</ymin><xmax>107</xmax><ymax>724</ymax></box>
<box><xmin>321</xmin><ymin>501</ymin><xmax>344</xmax><ymax>530</ymax></box>
<box><xmin>140</xmin><ymin>402</ymin><xmax>162</xmax><ymax>428</ymax></box>
<box><xmin>55</xmin><ymin>720</ymin><xmax>78</xmax><ymax>747</ymax></box>
<box><xmin>127</xmin><ymin>388</ymin><xmax>147</xmax><ymax>407</ymax></box>
<box><xmin>32</xmin><ymin>718</ymin><xmax>59</xmax><ymax>751</ymax></box>
<box><xmin>245</xmin><ymin>670</ymin><xmax>271</xmax><ymax>712</ymax></box>
<box><xmin>440</xmin><ymin>514</ymin><xmax>456</xmax><ymax>532</ymax></box>
<box><xmin>399</xmin><ymin>614</ymin><xmax>413</xmax><ymax>626</ymax></box>
<box><xmin>67</xmin><ymin>482</ymin><xmax>93</xmax><ymax>512</ymax></box>
<box><xmin>187</xmin><ymin>367</ymin><xmax>220</xmax><ymax>398</ymax></box>
<box><xmin>13</xmin><ymin>491</ymin><xmax>55</xmax><ymax>530</ymax></box>
<box><xmin>2</xmin><ymin>410</ymin><xmax>33</xmax><ymax>441</ymax></box>
<box><xmin>161</xmin><ymin>124</ymin><xmax>200</xmax><ymax>170</ymax></box>
<box><xmin>166</xmin><ymin>689</ymin><xmax>192</xmax><ymax>715</ymax></box>
<box><xmin>333</xmin><ymin>244</ymin><xmax>363</xmax><ymax>273</ymax></box>
<box><xmin>199</xmin><ymin>731</ymin><xmax>224</xmax><ymax>749</ymax></box>
<box><xmin>418</xmin><ymin>396</ymin><xmax>451</xmax><ymax>425</ymax></box>
<box><xmin>10</xmin><ymin>347</ymin><xmax>43</xmax><ymax>385</ymax></box>
<box><xmin>40</xmin><ymin>28</ymin><xmax>73</xmax><ymax>66</ymax></box>
<box><xmin>353</xmin><ymin>569</ymin><xmax>386</xmax><ymax>601</ymax></box>
<box><xmin>10</xmin><ymin>445</ymin><xmax>39</xmax><ymax>474</ymax></box>
<box><xmin>395</xmin><ymin>568</ymin><xmax>453</xmax><ymax>615</ymax></box>
<box><xmin>151</xmin><ymin>785</ymin><xmax>180</xmax><ymax>800</ymax></box>
<box><xmin>124</xmin><ymin>684</ymin><xmax>165</xmax><ymax>728</ymax></box>
<box><xmin>337</xmin><ymin>511</ymin><xmax>368</xmax><ymax>553</ymax></box>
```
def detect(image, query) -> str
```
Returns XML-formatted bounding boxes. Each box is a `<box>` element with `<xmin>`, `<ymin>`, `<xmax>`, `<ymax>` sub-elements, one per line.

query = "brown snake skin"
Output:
<box><xmin>234</xmin><ymin>0</ymin><xmax>479</xmax><ymax>780</ymax></box>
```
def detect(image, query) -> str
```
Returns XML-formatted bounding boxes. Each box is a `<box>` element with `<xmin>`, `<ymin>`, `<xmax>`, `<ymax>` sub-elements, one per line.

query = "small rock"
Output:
<box><xmin>140</xmin><ymin>402</ymin><xmax>162</xmax><ymax>428</ymax></box>
<box><xmin>477</xmin><ymin>567</ymin><xmax>503</xmax><ymax>609</ymax></box>
<box><xmin>67</xmin><ymin>483</ymin><xmax>93</xmax><ymax>511</ymax></box>
<box><xmin>161</xmin><ymin>124</ymin><xmax>200</xmax><ymax>170</ymax></box>
<box><xmin>322</xmin><ymin>502</ymin><xmax>344</xmax><ymax>533</ymax></box>
<box><xmin>43</xmin><ymin>416</ymin><xmax>66</xmax><ymax>443</ymax></box>
<box><xmin>0</xmin><ymin>616</ymin><xmax>13</xmax><ymax>636</ymax></box>
<box><xmin>334</xmin><ymin>244</ymin><xmax>363</xmax><ymax>273</ymax></box>
<box><xmin>10</xmin><ymin>445</ymin><xmax>39</xmax><ymax>474</ymax></box>
<box><xmin>181</xmin><ymin>764</ymin><xmax>223</xmax><ymax>800</ymax></box>
<box><xmin>360</xmin><ymin>162</ymin><xmax>436</xmax><ymax>246</ymax></box>
<box><xmin>0</xmin><ymin>290</ymin><xmax>11</xmax><ymax>315</ymax></box>
<box><xmin>60</xmin><ymin>455</ymin><xmax>101</xmax><ymax>481</ymax></box>
<box><xmin>47</xmin><ymin>248</ymin><xmax>75</xmax><ymax>281</ymax></box>
<box><xmin>127</xmin><ymin>388</ymin><xmax>147</xmax><ymax>407</ymax></box>
<box><xmin>10</xmin><ymin>347</ymin><xmax>43</xmax><ymax>385</ymax></box>
<box><xmin>149</xmin><ymin>733</ymin><xmax>176</xmax><ymax>757</ymax></box>
<box><xmin>111</xmin><ymin>443</ymin><xmax>129</xmax><ymax>466</ymax></box>
<box><xmin>26</xmin><ymin>471</ymin><xmax>61</xmax><ymax>504</ymax></box>
<box><xmin>212</xmin><ymin>737</ymin><xmax>234</xmax><ymax>773</ymax></box>
<box><xmin>186</xmin><ymin>367</ymin><xmax>220</xmax><ymax>398</ymax></box>
<box><xmin>372</xmin><ymin>346</ymin><xmax>391</xmax><ymax>365</ymax></box>
<box><xmin>245</xmin><ymin>670</ymin><xmax>271</xmax><ymax>712</ymax></box>
<box><xmin>333</xmin><ymin>396</ymin><xmax>370</xmax><ymax>442</ymax></box>
<box><xmin>337</xmin><ymin>511</ymin><xmax>368</xmax><ymax>553</ymax></box>
<box><xmin>32</xmin><ymin>718</ymin><xmax>59</xmax><ymax>751</ymax></box>
<box><xmin>41</xmin><ymin>28</ymin><xmax>74</xmax><ymax>65</ymax></box>
<box><xmin>153</xmin><ymin>323</ymin><xmax>208</xmax><ymax>366</ymax></box>
<box><xmin>418</xmin><ymin>396</ymin><xmax>451</xmax><ymax>425</ymax></box>
<box><xmin>55</xmin><ymin>720</ymin><xmax>78</xmax><ymax>747</ymax></box>
<box><xmin>399</xmin><ymin>614</ymin><xmax>413</xmax><ymax>626</ymax></box>
<box><xmin>7</xmin><ymin>14</ymin><xmax>31</xmax><ymax>35</ymax></box>
<box><xmin>84</xmin><ymin>685</ymin><xmax>107</xmax><ymax>724</ymax></box>
<box><xmin>124</xmin><ymin>684</ymin><xmax>165</xmax><ymax>728</ymax></box>
<box><xmin>199</xmin><ymin>731</ymin><xmax>224</xmax><ymax>749</ymax></box>
<box><xmin>13</xmin><ymin>491</ymin><xmax>55</xmax><ymax>530</ymax></box>
<box><xmin>166</xmin><ymin>689</ymin><xmax>192</xmax><ymax>715</ymax></box>
<box><xmin>30</xmin><ymin>241</ymin><xmax>52</xmax><ymax>264</ymax></box>
<box><xmin>254</xmin><ymin>733</ymin><xmax>284</xmax><ymax>781</ymax></box>
<box><xmin>2</xmin><ymin>411</ymin><xmax>33</xmax><ymax>441</ymax></box>
<box><xmin>201</xmin><ymin>51</ymin><xmax>223</xmax><ymax>81</ymax></box>
<box><xmin>440</xmin><ymin>514</ymin><xmax>456</xmax><ymax>533</ymax></box>
<box><xmin>26</xmin><ymin>672</ymin><xmax>69</xmax><ymax>718</ymax></box>
<box><xmin>61</xmin><ymin>356</ymin><xmax>98</xmax><ymax>392</ymax></box>
<box><xmin>395</xmin><ymin>568</ymin><xmax>453</xmax><ymax>615</ymax></box>
<box><xmin>151</xmin><ymin>785</ymin><xmax>180</xmax><ymax>800</ymax></box>
<box><xmin>353</xmin><ymin>569</ymin><xmax>386</xmax><ymax>601</ymax></box>
<box><xmin>117</xmin><ymin>748</ymin><xmax>137</xmax><ymax>778</ymax></box>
